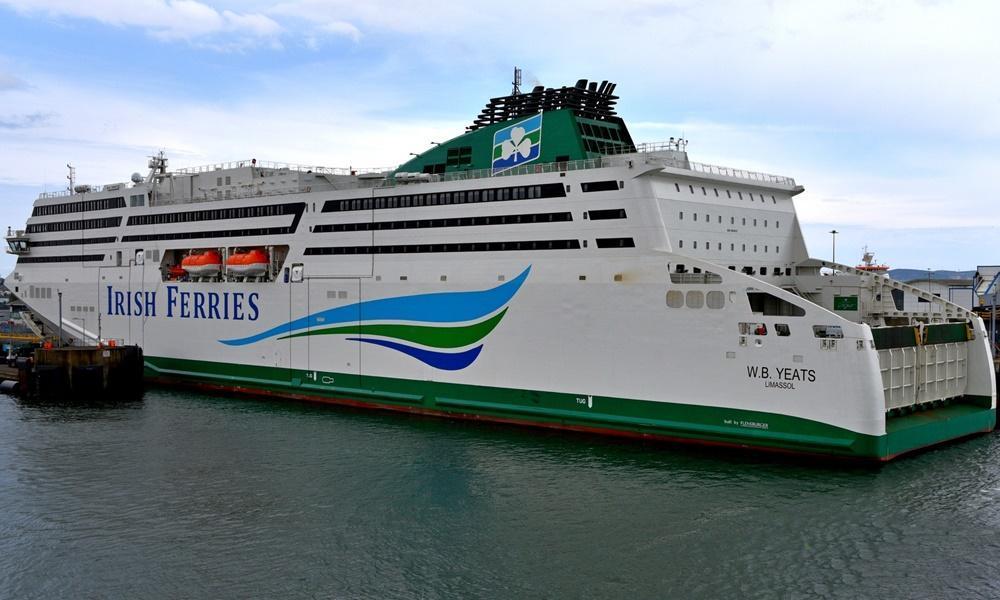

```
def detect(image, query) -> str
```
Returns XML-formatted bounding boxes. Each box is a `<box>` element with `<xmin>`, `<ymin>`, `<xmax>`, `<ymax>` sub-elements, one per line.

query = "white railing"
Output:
<box><xmin>38</xmin><ymin>182</ymin><xmax>132</xmax><ymax>199</ymax></box>
<box><xmin>172</xmin><ymin>159</ymin><xmax>391</xmax><ymax>177</ymax></box>
<box><xmin>33</xmin><ymin>143</ymin><xmax>796</xmax><ymax>203</ymax></box>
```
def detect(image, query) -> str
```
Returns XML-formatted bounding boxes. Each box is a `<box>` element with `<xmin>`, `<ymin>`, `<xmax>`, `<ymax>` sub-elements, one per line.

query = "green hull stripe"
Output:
<box><xmin>435</xmin><ymin>397</ymin><xmax>854</xmax><ymax>448</ymax></box>
<box><xmin>278</xmin><ymin>308</ymin><xmax>507</xmax><ymax>348</ymax></box>
<box><xmin>143</xmin><ymin>356</ymin><xmax>995</xmax><ymax>460</ymax></box>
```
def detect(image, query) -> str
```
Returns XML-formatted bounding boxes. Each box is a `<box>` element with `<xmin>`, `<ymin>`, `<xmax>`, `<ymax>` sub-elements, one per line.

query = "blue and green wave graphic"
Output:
<box><xmin>219</xmin><ymin>266</ymin><xmax>530</xmax><ymax>370</ymax></box>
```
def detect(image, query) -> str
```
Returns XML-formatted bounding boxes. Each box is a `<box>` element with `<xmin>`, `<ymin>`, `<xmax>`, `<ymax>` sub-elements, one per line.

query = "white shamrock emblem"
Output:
<box><xmin>501</xmin><ymin>126</ymin><xmax>533</xmax><ymax>161</ymax></box>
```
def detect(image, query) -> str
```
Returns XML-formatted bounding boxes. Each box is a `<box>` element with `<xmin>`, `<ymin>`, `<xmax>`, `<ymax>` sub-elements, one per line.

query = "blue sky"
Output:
<box><xmin>1</xmin><ymin>0</ymin><xmax>998</xmax><ymax>276</ymax></box>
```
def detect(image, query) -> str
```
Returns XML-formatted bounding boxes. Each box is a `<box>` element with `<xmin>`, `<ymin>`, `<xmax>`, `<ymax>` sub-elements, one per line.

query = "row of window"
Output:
<box><xmin>666</xmin><ymin>290</ymin><xmax>726</xmax><ymax>309</ymax></box>
<box><xmin>127</xmin><ymin>202</ymin><xmax>303</xmax><ymax>226</ymax></box>
<box><xmin>673</xmin><ymin>264</ymin><xmax>792</xmax><ymax>278</ymax></box>
<box><xmin>304</xmin><ymin>239</ymin><xmax>583</xmax><ymax>255</ymax></box>
<box><xmin>26</xmin><ymin>216</ymin><xmax>122</xmax><ymax>234</ymax></box>
<box><xmin>313</xmin><ymin>212</ymin><xmax>573</xmax><ymax>233</ymax></box>
<box><xmin>31</xmin><ymin>196</ymin><xmax>125</xmax><ymax>217</ymax></box>
<box><xmin>322</xmin><ymin>183</ymin><xmax>567</xmax><ymax>213</ymax></box>
<box><xmin>675</xmin><ymin>183</ymin><xmax>777</xmax><ymax>204</ymax></box>
<box><xmin>18</xmin><ymin>254</ymin><xmax>106</xmax><ymax>263</ymax></box>
<box><xmin>30</xmin><ymin>236</ymin><xmax>117</xmax><ymax>247</ymax></box>
<box><xmin>679</xmin><ymin>212</ymin><xmax>779</xmax><ymax>229</ymax></box>
<box><xmin>678</xmin><ymin>240</ymin><xmax>781</xmax><ymax>254</ymax></box>
<box><xmin>578</xmin><ymin>121</ymin><xmax>624</xmax><ymax>142</ymax></box>
<box><xmin>122</xmin><ymin>226</ymin><xmax>291</xmax><ymax>243</ymax></box>
<box><xmin>302</xmin><ymin>236</ymin><xmax>636</xmax><ymax>256</ymax></box>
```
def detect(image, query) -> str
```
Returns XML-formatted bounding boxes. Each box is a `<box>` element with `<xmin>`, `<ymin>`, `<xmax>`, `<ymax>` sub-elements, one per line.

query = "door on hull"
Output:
<box><xmin>286</xmin><ymin>264</ymin><xmax>362</xmax><ymax>387</ymax></box>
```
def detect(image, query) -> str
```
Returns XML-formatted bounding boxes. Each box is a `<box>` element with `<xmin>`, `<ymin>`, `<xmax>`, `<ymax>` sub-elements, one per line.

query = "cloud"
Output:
<box><xmin>0</xmin><ymin>72</ymin><xmax>26</xmax><ymax>91</ymax></box>
<box><xmin>0</xmin><ymin>111</ymin><xmax>54</xmax><ymax>129</ymax></box>
<box><xmin>0</xmin><ymin>0</ymin><xmax>282</xmax><ymax>46</ymax></box>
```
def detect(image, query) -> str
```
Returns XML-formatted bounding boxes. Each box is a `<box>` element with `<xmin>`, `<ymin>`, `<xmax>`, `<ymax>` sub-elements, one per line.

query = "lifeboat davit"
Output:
<box><xmin>181</xmin><ymin>250</ymin><xmax>222</xmax><ymax>277</ymax></box>
<box><xmin>226</xmin><ymin>248</ymin><xmax>269</xmax><ymax>276</ymax></box>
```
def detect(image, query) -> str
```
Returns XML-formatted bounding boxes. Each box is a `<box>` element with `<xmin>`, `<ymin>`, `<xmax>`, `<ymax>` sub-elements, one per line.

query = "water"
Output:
<box><xmin>1</xmin><ymin>387</ymin><xmax>998</xmax><ymax>599</ymax></box>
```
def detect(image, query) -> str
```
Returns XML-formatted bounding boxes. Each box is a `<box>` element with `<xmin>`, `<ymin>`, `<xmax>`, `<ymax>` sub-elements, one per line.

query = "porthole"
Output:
<box><xmin>686</xmin><ymin>290</ymin><xmax>704</xmax><ymax>309</ymax></box>
<box><xmin>666</xmin><ymin>290</ymin><xmax>684</xmax><ymax>308</ymax></box>
<box><xmin>707</xmin><ymin>291</ymin><xmax>725</xmax><ymax>309</ymax></box>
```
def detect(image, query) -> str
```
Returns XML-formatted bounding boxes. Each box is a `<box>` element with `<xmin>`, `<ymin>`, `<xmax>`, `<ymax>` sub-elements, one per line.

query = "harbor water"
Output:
<box><xmin>0</xmin><ymin>387</ymin><xmax>998</xmax><ymax>599</ymax></box>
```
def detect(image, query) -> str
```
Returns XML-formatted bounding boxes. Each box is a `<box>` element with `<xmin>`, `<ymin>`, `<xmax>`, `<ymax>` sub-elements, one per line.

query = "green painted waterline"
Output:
<box><xmin>143</xmin><ymin>356</ymin><xmax>995</xmax><ymax>460</ymax></box>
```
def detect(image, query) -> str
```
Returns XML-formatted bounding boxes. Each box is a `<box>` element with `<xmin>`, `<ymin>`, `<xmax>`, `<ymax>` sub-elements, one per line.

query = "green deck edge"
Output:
<box><xmin>143</xmin><ymin>356</ymin><xmax>995</xmax><ymax>460</ymax></box>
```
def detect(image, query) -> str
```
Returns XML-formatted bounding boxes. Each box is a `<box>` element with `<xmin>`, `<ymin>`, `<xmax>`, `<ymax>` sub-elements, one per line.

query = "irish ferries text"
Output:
<box><xmin>105</xmin><ymin>286</ymin><xmax>260</xmax><ymax>321</ymax></box>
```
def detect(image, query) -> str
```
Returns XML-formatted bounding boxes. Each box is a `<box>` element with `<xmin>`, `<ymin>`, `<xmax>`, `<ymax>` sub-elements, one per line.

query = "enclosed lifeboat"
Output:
<box><xmin>226</xmin><ymin>248</ymin><xmax>269</xmax><ymax>277</ymax></box>
<box><xmin>181</xmin><ymin>249</ymin><xmax>222</xmax><ymax>277</ymax></box>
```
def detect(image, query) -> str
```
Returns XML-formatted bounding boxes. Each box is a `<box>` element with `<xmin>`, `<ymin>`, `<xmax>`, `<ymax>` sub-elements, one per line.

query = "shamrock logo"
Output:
<box><xmin>501</xmin><ymin>126</ymin><xmax>533</xmax><ymax>162</ymax></box>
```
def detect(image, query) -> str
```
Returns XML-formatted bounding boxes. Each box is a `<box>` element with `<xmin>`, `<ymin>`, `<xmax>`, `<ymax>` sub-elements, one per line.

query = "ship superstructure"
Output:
<box><xmin>4</xmin><ymin>77</ymin><xmax>995</xmax><ymax>460</ymax></box>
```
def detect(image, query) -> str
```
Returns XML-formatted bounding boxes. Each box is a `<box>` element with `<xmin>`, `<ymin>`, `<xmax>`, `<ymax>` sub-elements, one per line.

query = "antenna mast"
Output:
<box><xmin>66</xmin><ymin>163</ymin><xmax>75</xmax><ymax>194</ymax></box>
<box><xmin>512</xmin><ymin>66</ymin><xmax>522</xmax><ymax>95</ymax></box>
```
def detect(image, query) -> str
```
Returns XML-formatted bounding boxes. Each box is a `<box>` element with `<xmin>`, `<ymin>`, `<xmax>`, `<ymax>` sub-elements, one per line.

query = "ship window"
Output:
<box><xmin>772</xmin><ymin>195</ymin><xmax>777</xmax><ymax>203</ymax></box>
<box><xmin>589</xmin><ymin>209</ymin><xmax>626</xmax><ymax>220</ymax></box>
<box><xmin>776</xmin><ymin>221</ymin><xmax>780</xmax><ymax>228</ymax></box>
<box><xmin>738</xmin><ymin>192</ymin><xmax>743</xmax><ymax>200</ymax></box>
<box><xmin>765</xmin><ymin>245</ymin><xmax>768</xmax><ymax>253</ymax></box>
<box><xmin>693</xmin><ymin>214</ymin><xmax>697</xmax><ymax>222</ymax></box>
<box><xmin>730</xmin><ymin>243</ymin><xmax>735</xmax><ymax>251</ymax></box>
<box><xmin>665</xmin><ymin>291</ymin><xmax>684</xmax><ymax>308</ymax></box>
<box><xmin>679</xmin><ymin>240</ymin><xmax>683</xmax><ymax>248</ymax></box>
<box><xmin>679</xmin><ymin>212</ymin><xmax>683</xmax><ymax>220</ymax></box>
<box><xmin>742</xmin><ymin>218</ymin><xmax>746</xmax><ymax>226</ymax></box>
<box><xmin>216</xmin><ymin>177</ymin><xmax>222</xmax><ymax>186</ymax></box>
<box><xmin>689</xmin><ymin>185</ymin><xmax>695</xmax><ymax>194</ymax></box>
<box><xmin>581</xmin><ymin>180</ymin><xmax>619</xmax><ymax>193</ymax></box>
<box><xmin>813</xmin><ymin>325</ymin><xmax>844</xmax><ymax>339</ymax></box>
<box><xmin>760</xmin><ymin>267</ymin><xmax>768</xmax><ymax>275</ymax></box>
<box><xmin>748</xmin><ymin>292</ymin><xmax>806</xmax><ymax>316</ymax></box>
<box><xmin>693</xmin><ymin>241</ymin><xmax>698</xmax><ymax>249</ymax></box>
<box><xmin>225</xmin><ymin>176</ymin><xmax>231</xmax><ymax>185</ymax></box>
<box><xmin>706</xmin><ymin>291</ymin><xmax>725</xmax><ymax>309</ymax></box>
<box><xmin>713</xmin><ymin>188</ymin><xmax>719</xmax><ymax>197</ymax></box>
<box><xmin>730</xmin><ymin>217</ymin><xmax>734</xmax><ymax>224</ymax></box>
<box><xmin>753</xmin><ymin>218</ymin><xmax>757</xmax><ymax>226</ymax></box>
<box><xmin>718</xmin><ymin>216</ymin><xmax>722</xmax><ymax>223</ymax></box>
<box><xmin>739</xmin><ymin>322</ymin><xmax>768</xmax><ymax>336</ymax></box>
<box><xmin>685</xmin><ymin>291</ymin><xmax>704</xmax><ymax>309</ymax></box>
<box><xmin>726</xmin><ymin>190</ymin><xmax>732</xmax><ymax>198</ymax></box>
<box><xmin>675</xmin><ymin>183</ymin><xmax>680</xmax><ymax>192</ymax></box>
<box><xmin>596</xmin><ymin>237</ymin><xmax>635</xmax><ymax>248</ymax></box>
<box><xmin>753</xmin><ymin>245</ymin><xmax>757</xmax><ymax>252</ymax></box>
<box><xmin>701</xmin><ymin>187</ymin><xmax>707</xmax><ymax>195</ymax></box>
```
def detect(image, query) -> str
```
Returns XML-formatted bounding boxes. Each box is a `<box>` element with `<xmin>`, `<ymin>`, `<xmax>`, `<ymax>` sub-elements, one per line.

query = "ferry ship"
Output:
<box><xmin>4</xmin><ymin>77</ymin><xmax>995</xmax><ymax>460</ymax></box>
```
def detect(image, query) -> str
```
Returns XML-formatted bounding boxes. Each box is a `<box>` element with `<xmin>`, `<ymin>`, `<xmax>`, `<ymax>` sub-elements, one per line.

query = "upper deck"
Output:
<box><xmin>30</xmin><ymin>143</ymin><xmax>798</xmax><ymax>212</ymax></box>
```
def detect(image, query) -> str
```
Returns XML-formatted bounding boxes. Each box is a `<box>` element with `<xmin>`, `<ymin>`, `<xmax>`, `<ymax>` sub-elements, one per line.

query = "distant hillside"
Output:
<box><xmin>888</xmin><ymin>269</ymin><xmax>975</xmax><ymax>283</ymax></box>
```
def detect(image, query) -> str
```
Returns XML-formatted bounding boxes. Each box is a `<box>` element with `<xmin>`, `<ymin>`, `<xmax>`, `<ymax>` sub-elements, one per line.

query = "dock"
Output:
<box><xmin>1</xmin><ymin>346</ymin><xmax>144</xmax><ymax>398</ymax></box>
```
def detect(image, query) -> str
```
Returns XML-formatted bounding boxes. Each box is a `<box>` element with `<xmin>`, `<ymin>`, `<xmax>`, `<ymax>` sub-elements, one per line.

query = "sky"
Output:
<box><xmin>1</xmin><ymin>0</ymin><xmax>998</xmax><ymax>276</ymax></box>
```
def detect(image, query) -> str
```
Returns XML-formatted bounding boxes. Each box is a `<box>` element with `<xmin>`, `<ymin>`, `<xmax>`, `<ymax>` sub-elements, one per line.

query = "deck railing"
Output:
<box><xmin>34</xmin><ymin>142</ymin><xmax>796</xmax><ymax>202</ymax></box>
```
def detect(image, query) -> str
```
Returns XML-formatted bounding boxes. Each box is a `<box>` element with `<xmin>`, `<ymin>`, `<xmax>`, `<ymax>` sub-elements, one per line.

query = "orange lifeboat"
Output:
<box><xmin>181</xmin><ymin>250</ymin><xmax>223</xmax><ymax>277</ymax></box>
<box><xmin>167</xmin><ymin>265</ymin><xmax>186</xmax><ymax>279</ymax></box>
<box><xmin>226</xmin><ymin>248</ymin><xmax>269</xmax><ymax>277</ymax></box>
